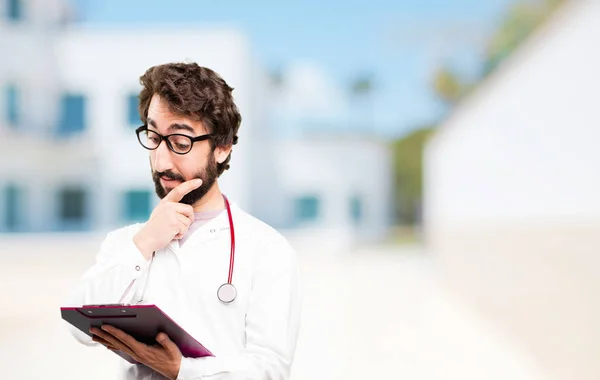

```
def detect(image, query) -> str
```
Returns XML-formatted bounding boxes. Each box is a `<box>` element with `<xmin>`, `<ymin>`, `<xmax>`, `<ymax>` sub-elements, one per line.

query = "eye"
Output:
<box><xmin>148</xmin><ymin>134</ymin><xmax>160</xmax><ymax>144</ymax></box>
<box><xmin>170</xmin><ymin>135</ymin><xmax>192</xmax><ymax>152</ymax></box>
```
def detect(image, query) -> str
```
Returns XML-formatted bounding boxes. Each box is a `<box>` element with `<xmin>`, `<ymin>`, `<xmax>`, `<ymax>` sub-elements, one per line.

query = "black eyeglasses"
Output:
<box><xmin>135</xmin><ymin>125</ymin><xmax>213</xmax><ymax>155</ymax></box>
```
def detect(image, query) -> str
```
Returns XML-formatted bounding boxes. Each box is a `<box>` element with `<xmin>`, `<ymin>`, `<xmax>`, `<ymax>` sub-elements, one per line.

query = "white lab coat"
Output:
<box><xmin>63</xmin><ymin>202</ymin><xmax>302</xmax><ymax>380</ymax></box>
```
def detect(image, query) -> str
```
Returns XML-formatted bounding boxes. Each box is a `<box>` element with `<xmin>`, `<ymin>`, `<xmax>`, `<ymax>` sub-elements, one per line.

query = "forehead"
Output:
<box><xmin>147</xmin><ymin>94</ymin><xmax>207</xmax><ymax>134</ymax></box>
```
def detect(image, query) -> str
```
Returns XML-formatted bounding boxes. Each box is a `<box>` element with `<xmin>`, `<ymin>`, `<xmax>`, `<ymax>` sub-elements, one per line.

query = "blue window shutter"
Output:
<box><xmin>6</xmin><ymin>84</ymin><xmax>19</xmax><ymax>126</ymax></box>
<box><xmin>350</xmin><ymin>196</ymin><xmax>362</xmax><ymax>224</ymax></box>
<box><xmin>8</xmin><ymin>0</ymin><xmax>23</xmax><ymax>21</ymax></box>
<box><xmin>4</xmin><ymin>184</ymin><xmax>20</xmax><ymax>230</ymax></box>
<box><xmin>294</xmin><ymin>195</ymin><xmax>320</xmax><ymax>223</ymax></box>
<box><xmin>128</xmin><ymin>94</ymin><xmax>140</xmax><ymax>126</ymax></box>
<box><xmin>59</xmin><ymin>188</ymin><xmax>86</xmax><ymax>221</ymax></box>
<box><xmin>59</xmin><ymin>94</ymin><xmax>86</xmax><ymax>135</ymax></box>
<box><xmin>124</xmin><ymin>190</ymin><xmax>151</xmax><ymax>222</ymax></box>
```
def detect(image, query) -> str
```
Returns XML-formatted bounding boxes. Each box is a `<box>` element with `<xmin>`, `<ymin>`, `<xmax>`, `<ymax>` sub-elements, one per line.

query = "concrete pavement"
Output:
<box><xmin>0</xmin><ymin>234</ymin><xmax>548</xmax><ymax>379</ymax></box>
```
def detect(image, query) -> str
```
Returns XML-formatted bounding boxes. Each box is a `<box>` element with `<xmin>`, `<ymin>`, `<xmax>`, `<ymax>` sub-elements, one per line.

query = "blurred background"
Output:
<box><xmin>1</xmin><ymin>0</ymin><xmax>598</xmax><ymax>379</ymax></box>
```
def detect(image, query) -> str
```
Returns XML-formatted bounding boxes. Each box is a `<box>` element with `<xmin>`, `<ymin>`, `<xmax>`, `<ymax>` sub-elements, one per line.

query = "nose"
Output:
<box><xmin>152</xmin><ymin>139</ymin><xmax>174</xmax><ymax>173</ymax></box>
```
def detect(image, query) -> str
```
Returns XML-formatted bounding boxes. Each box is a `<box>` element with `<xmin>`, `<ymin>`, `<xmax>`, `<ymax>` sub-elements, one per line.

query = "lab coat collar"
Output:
<box><xmin>167</xmin><ymin>201</ymin><xmax>240</xmax><ymax>252</ymax></box>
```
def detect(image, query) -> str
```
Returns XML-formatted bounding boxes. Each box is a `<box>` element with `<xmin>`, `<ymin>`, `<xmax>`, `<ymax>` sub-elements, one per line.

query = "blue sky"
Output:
<box><xmin>73</xmin><ymin>0</ymin><xmax>516</xmax><ymax>138</ymax></box>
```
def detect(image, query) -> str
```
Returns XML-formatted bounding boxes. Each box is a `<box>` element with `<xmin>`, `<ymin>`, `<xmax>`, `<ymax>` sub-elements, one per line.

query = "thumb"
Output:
<box><xmin>156</xmin><ymin>333</ymin><xmax>179</xmax><ymax>355</ymax></box>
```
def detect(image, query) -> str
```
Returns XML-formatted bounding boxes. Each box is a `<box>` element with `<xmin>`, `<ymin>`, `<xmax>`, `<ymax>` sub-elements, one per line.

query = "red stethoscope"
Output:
<box><xmin>217</xmin><ymin>194</ymin><xmax>237</xmax><ymax>304</ymax></box>
<box><xmin>124</xmin><ymin>194</ymin><xmax>238</xmax><ymax>305</ymax></box>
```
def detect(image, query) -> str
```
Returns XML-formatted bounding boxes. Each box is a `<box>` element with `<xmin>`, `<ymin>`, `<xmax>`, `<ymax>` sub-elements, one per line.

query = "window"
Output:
<box><xmin>5</xmin><ymin>84</ymin><xmax>19</xmax><ymax>126</ymax></box>
<box><xmin>59</xmin><ymin>188</ymin><xmax>87</xmax><ymax>222</ymax></box>
<box><xmin>58</xmin><ymin>94</ymin><xmax>86</xmax><ymax>135</ymax></box>
<box><xmin>7</xmin><ymin>0</ymin><xmax>23</xmax><ymax>21</ymax></box>
<box><xmin>4</xmin><ymin>184</ymin><xmax>21</xmax><ymax>230</ymax></box>
<box><xmin>350</xmin><ymin>196</ymin><xmax>363</xmax><ymax>224</ymax></box>
<box><xmin>123</xmin><ymin>190</ymin><xmax>151</xmax><ymax>222</ymax></box>
<box><xmin>294</xmin><ymin>195</ymin><xmax>320</xmax><ymax>223</ymax></box>
<box><xmin>127</xmin><ymin>93</ymin><xmax>140</xmax><ymax>126</ymax></box>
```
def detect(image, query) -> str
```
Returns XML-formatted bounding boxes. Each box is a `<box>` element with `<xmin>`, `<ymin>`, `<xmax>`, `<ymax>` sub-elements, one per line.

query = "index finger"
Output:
<box><xmin>162</xmin><ymin>179</ymin><xmax>203</xmax><ymax>203</ymax></box>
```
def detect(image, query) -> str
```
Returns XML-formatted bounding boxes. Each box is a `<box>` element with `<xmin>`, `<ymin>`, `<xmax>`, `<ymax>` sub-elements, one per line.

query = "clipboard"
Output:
<box><xmin>61</xmin><ymin>304</ymin><xmax>213</xmax><ymax>364</ymax></box>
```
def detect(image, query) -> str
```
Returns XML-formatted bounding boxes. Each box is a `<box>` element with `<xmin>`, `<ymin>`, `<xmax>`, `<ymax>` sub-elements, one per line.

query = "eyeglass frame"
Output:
<box><xmin>135</xmin><ymin>125</ymin><xmax>214</xmax><ymax>155</ymax></box>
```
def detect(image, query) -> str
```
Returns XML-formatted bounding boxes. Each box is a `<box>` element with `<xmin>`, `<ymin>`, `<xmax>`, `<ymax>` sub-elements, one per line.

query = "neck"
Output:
<box><xmin>191</xmin><ymin>183</ymin><xmax>225</xmax><ymax>213</ymax></box>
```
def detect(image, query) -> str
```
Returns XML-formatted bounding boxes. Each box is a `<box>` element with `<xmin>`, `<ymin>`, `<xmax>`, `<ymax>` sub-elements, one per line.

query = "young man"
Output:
<box><xmin>64</xmin><ymin>62</ymin><xmax>302</xmax><ymax>380</ymax></box>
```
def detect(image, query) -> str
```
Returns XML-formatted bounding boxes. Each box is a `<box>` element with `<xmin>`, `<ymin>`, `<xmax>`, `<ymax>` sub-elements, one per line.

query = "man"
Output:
<box><xmin>63</xmin><ymin>62</ymin><xmax>302</xmax><ymax>380</ymax></box>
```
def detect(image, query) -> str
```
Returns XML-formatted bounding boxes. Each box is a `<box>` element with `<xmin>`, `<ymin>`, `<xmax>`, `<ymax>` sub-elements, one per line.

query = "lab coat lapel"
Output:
<box><xmin>166</xmin><ymin>201</ymin><xmax>240</xmax><ymax>252</ymax></box>
<box><xmin>178</xmin><ymin>208</ymin><xmax>232</xmax><ymax>249</ymax></box>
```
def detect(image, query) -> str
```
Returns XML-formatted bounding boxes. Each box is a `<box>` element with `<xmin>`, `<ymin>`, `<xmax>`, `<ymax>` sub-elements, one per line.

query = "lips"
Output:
<box><xmin>160</xmin><ymin>176</ymin><xmax>181</xmax><ymax>186</ymax></box>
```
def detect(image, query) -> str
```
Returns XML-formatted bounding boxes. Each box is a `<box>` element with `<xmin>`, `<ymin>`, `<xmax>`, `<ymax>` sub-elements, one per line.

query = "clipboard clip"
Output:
<box><xmin>83</xmin><ymin>303</ymin><xmax>131</xmax><ymax>307</ymax></box>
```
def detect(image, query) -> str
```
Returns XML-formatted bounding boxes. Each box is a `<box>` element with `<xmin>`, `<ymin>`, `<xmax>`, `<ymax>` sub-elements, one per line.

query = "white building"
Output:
<box><xmin>267</xmin><ymin>63</ymin><xmax>393</xmax><ymax>244</ymax></box>
<box><xmin>0</xmin><ymin>0</ymin><xmax>271</xmax><ymax>234</ymax></box>
<box><xmin>424</xmin><ymin>1</ymin><xmax>600</xmax><ymax>379</ymax></box>
<box><xmin>0</xmin><ymin>0</ymin><xmax>392</xmax><ymax>243</ymax></box>
<box><xmin>274</xmin><ymin>136</ymin><xmax>392</xmax><ymax>240</ymax></box>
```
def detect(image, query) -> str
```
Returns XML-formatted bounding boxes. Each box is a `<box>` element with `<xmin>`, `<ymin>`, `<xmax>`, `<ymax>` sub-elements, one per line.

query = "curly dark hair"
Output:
<box><xmin>138</xmin><ymin>62</ymin><xmax>242</xmax><ymax>176</ymax></box>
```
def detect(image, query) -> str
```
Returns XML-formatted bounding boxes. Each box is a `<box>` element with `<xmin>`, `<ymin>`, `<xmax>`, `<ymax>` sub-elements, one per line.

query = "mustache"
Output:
<box><xmin>153</xmin><ymin>170</ymin><xmax>185</xmax><ymax>182</ymax></box>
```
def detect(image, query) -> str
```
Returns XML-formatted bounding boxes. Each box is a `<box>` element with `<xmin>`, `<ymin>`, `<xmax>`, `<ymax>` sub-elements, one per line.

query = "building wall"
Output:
<box><xmin>276</xmin><ymin>136</ymin><xmax>392</xmax><ymax>243</ymax></box>
<box><xmin>0</xmin><ymin>0</ymin><xmax>82</xmax><ymax>232</ymax></box>
<box><xmin>424</xmin><ymin>1</ymin><xmax>600</xmax><ymax>379</ymax></box>
<box><xmin>0</xmin><ymin>4</ymin><xmax>394</xmax><ymax>241</ymax></box>
<box><xmin>0</xmin><ymin>21</ymin><xmax>265</xmax><ymax>233</ymax></box>
<box><xmin>54</xmin><ymin>27</ymin><xmax>260</xmax><ymax>232</ymax></box>
<box><xmin>0</xmin><ymin>0</ymin><xmax>71</xmax><ymax>134</ymax></box>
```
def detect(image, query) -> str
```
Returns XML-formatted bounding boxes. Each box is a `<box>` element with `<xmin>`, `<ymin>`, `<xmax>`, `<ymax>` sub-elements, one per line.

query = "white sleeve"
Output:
<box><xmin>176</xmin><ymin>234</ymin><xmax>302</xmax><ymax>380</ymax></box>
<box><xmin>62</xmin><ymin>226</ymin><xmax>152</xmax><ymax>345</ymax></box>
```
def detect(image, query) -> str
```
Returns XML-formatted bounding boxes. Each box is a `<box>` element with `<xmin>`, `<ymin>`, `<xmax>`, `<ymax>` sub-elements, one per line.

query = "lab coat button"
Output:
<box><xmin>210</xmin><ymin>229</ymin><xmax>216</xmax><ymax>233</ymax></box>
<box><xmin>135</xmin><ymin>265</ymin><xmax>140</xmax><ymax>271</ymax></box>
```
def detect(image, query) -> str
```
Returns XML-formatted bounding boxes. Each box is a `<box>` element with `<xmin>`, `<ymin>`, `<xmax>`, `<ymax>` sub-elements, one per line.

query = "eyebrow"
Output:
<box><xmin>147</xmin><ymin>118</ymin><xmax>196</xmax><ymax>135</ymax></box>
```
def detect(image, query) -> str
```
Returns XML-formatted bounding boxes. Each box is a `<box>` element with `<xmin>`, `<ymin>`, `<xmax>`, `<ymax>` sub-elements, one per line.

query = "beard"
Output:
<box><xmin>151</xmin><ymin>154</ymin><xmax>219</xmax><ymax>206</ymax></box>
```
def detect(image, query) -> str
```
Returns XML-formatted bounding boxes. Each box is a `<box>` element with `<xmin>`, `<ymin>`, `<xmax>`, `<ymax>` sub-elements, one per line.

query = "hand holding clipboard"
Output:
<box><xmin>61</xmin><ymin>304</ymin><xmax>213</xmax><ymax>375</ymax></box>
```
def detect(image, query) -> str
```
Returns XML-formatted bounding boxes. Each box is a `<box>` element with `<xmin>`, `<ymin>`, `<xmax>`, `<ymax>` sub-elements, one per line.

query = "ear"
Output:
<box><xmin>214</xmin><ymin>145</ymin><xmax>232</xmax><ymax>164</ymax></box>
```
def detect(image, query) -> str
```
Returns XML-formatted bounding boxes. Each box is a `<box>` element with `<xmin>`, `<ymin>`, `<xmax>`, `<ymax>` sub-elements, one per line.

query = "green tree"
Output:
<box><xmin>393</xmin><ymin>0</ymin><xmax>567</xmax><ymax>225</ymax></box>
<box><xmin>349</xmin><ymin>74</ymin><xmax>375</xmax><ymax>132</ymax></box>
<box><xmin>431</xmin><ymin>0</ymin><xmax>567</xmax><ymax>105</ymax></box>
<box><xmin>483</xmin><ymin>0</ymin><xmax>566</xmax><ymax>75</ymax></box>
<box><xmin>350</xmin><ymin>74</ymin><xmax>373</xmax><ymax>95</ymax></box>
<box><xmin>431</xmin><ymin>66</ymin><xmax>470</xmax><ymax>107</ymax></box>
<box><xmin>392</xmin><ymin>126</ymin><xmax>435</xmax><ymax>224</ymax></box>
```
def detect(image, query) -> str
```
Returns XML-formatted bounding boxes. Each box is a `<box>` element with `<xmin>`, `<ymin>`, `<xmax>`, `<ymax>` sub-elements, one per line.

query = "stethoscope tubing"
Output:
<box><xmin>223</xmin><ymin>194</ymin><xmax>235</xmax><ymax>284</ymax></box>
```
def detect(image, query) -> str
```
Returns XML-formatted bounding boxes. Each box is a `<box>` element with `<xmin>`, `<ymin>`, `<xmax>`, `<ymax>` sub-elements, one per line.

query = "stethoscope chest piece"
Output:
<box><xmin>217</xmin><ymin>283</ymin><xmax>237</xmax><ymax>303</ymax></box>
